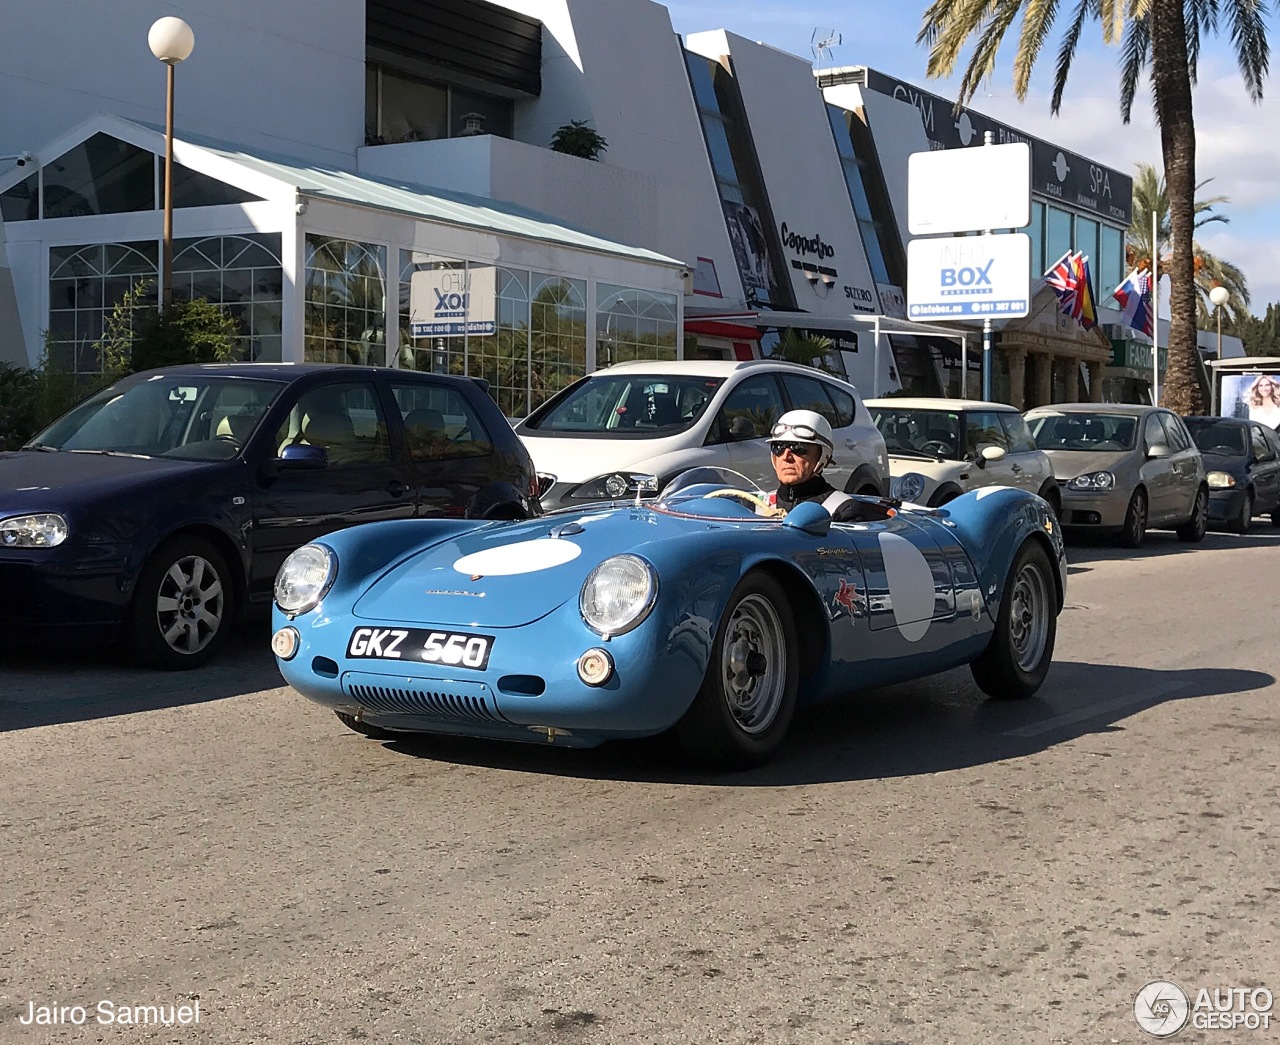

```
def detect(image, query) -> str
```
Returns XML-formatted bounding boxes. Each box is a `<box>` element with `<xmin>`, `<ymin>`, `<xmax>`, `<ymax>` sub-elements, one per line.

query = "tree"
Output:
<box><xmin>1223</xmin><ymin>302</ymin><xmax>1280</xmax><ymax>357</ymax></box>
<box><xmin>1126</xmin><ymin>162</ymin><xmax>1250</xmax><ymax>325</ymax></box>
<box><xmin>918</xmin><ymin>0</ymin><xmax>1271</xmax><ymax>413</ymax></box>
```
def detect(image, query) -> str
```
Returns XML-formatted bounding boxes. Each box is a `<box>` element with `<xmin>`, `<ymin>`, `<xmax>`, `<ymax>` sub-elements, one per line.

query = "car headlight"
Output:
<box><xmin>0</xmin><ymin>513</ymin><xmax>68</xmax><ymax>548</ymax></box>
<box><xmin>580</xmin><ymin>554</ymin><xmax>656</xmax><ymax>636</ymax></box>
<box><xmin>1206</xmin><ymin>470</ymin><xmax>1236</xmax><ymax>489</ymax></box>
<box><xmin>274</xmin><ymin>543</ymin><xmax>336</xmax><ymax>616</ymax></box>
<box><xmin>1066</xmin><ymin>471</ymin><xmax>1115</xmax><ymax>490</ymax></box>
<box><xmin>570</xmin><ymin>473</ymin><xmax>662</xmax><ymax>501</ymax></box>
<box><xmin>892</xmin><ymin>473</ymin><xmax>927</xmax><ymax>502</ymax></box>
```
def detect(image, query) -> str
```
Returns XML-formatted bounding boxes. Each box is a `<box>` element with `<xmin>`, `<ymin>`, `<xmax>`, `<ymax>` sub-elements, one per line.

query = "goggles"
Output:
<box><xmin>770</xmin><ymin>441</ymin><xmax>819</xmax><ymax>458</ymax></box>
<box><xmin>770</xmin><ymin>421</ymin><xmax>833</xmax><ymax>448</ymax></box>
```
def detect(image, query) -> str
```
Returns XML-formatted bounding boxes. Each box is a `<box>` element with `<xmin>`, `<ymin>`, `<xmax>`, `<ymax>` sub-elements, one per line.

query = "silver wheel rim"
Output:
<box><xmin>721</xmin><ymin>593</ymin><xmax>786</xmax><ymax>734</ymax></box>
<box><xmin>1009</xmin><ymin>559</ymin><xmax>1050</xmax><ymax>673</ymax></box>
<box><xmin>155</xmin><ymin>554</ymin><xmax>225</xmax><ymax>655</ymax></box>
<box><xmin>1130</xmin><ymin>495</ymin><xmax>1146</xmax><ymax>540</ymax></box>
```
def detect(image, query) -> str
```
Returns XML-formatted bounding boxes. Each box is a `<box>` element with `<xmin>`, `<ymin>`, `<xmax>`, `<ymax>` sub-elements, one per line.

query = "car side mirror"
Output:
<box><xmin>729</xmin><ymin>416</ymin><xmax>755</xmax><ymax>441</ymax></box>
<box><xmin>978</xmin><ymin>444</ymin><xmax>1006</xmax><ymax>465</ymax></box>
<box><xmin>278</xmin><ymin>444</ymin><xmax>328</xmax><ymax>470</ymax></box>
<box><xmin>1146</xmin><ymin>443</ymin><xmax>1171</xmax><ymax>459</ymax></box>
<box><xmin>782</xmin><ymin>499</ymin><xmax>831</xmax><ymax>536</ymax></box>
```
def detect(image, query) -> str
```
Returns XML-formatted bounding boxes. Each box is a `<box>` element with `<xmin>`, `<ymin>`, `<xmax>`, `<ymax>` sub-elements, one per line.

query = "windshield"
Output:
<box><xmin>524</xmin><ymin>374</ymin><xmax>723</xmax><ymax>436</ymax></box>
<box><xmin>653</xmin><ymin>467</ymin><xmax>779</xmax><ymax>521</ymax></box>
<box><xmin>28</xmin><ymin>375</ymin><xmax>285</xmax><ymax>460</ymax></box>
<box><xmin>1026</xmin><ymin>412</ymin><xmax>1138</xmax><ymax>451</ymax></box>
<box><xmin>1183</xmin><ymin>419</ymin><xmax>1247</xmax><ymax>456</ymax></box>
<box><xmin>869</xmin><ymin>407</ymin><xmax>963</xmax><ymax>459</ymax></box>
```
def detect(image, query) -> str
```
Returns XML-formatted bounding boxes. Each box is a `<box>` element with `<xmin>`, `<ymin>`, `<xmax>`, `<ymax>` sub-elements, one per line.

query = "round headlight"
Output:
<box><xmin>1067</xmin><ymin>470</ymin><xmax>1115</xmax><ymax>490</ymax></box>
<box><xmin>580</xmin><ymin>554</ymin><xmax>656</xmax><ymax>636</ymax></box>
<box><xmin>274</xmin><ymin>544</ymin><xmax>335</xmax><ymax>616</ymax></box>
<box><xmin>1206</xmin><ymin>470</ymin><xmax>1236</xmax><ymax>489</ymax></box>
<box><xmin>893</xmin><ymin>473</ymin><xmax>926</xmax><ymax>502</ymax></box>
<box><xmin>0</xmin><ymin>513</ymin><xmax>68</xmax><ymax>548</ymax></box>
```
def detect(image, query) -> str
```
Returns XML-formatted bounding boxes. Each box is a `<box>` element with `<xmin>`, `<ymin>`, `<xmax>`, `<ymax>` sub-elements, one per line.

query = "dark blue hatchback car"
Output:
<box><xmin>0</xmin><ymin>363</ymin><xmax>540</xmax><ymax>668</ymax></box>
<box><xmin>1182</xmin><ymin>415</ymin><xmax>1280</xmax><ymax>533</ymax></box>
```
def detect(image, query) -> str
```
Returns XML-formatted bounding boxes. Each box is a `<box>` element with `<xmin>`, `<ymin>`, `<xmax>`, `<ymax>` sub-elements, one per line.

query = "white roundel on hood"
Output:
<box><xmin>879</xmin><ymin>532</ymin><xmax>934</xmax><ymax>642</ymax></box>
<box><xmin>453</xmin><ymin>538</ymin><xmax>581</xmax><ymax>576</ymax></box>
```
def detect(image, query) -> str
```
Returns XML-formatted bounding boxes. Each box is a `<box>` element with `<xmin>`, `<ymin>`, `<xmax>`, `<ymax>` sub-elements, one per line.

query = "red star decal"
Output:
<box><xmin>834</xmin><ymin>578</ymin><xmax>857</xmax><ymax>614</ymax></box>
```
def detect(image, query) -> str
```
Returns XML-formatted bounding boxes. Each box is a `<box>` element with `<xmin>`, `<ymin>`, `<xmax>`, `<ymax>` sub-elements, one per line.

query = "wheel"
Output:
<box><xmin>1118</xmin><ymin>488</ymin><xmax>1147</xmax><ymax>548</ymax></box>
<box><xmin>335</xmin><ymin>710</ymin><xmax>393</xmax><ymax>739</ymax></box>
<box><xmin>971</xmin><ymin>540</ymin><xmax>1057</xmax><ymax>700</ymax></box>
<box><xmin>129</xmin><ymin>535</ymin><xmax>235</xmax><ymax>669</ymax></box>
<box><xmin>1233</xmin><ymin>490</ymin><xmax>1253</xmax><ymax>535</ymax></box>
<box><xmin>928</xmin><ymin>484</ymin><xmax>961</xmax><ymax>508</ymax></box>
<box><xmin>1176</xmin><ymin>487</ymin><xmax>1208</xmax><ymax>542</ymax></box>
<box><xmin>673</xmin><ymin>572</ymin><xmax>798</xmax><ymax>768</ymax></box>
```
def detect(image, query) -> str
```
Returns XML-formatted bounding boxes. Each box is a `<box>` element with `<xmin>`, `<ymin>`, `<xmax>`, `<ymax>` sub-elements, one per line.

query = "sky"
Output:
<box><xmin>662</xmin><ymin>1</ymin><xmax>1280</xmax><ymax>319</ymax></box>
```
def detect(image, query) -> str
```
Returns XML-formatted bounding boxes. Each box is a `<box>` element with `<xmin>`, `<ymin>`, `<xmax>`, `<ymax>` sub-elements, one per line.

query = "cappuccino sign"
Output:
<box><xmin>779</xmin><ymin>222</ymin><xmax>835</xmax><ymax>261</ymax></box>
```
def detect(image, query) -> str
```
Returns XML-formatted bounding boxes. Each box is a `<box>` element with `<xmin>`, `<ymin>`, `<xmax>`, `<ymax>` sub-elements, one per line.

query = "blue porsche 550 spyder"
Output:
<box><xmin>271</xmin><ymin>468</ymin><xmax>1066</xmax><ymax>768</ymax></box>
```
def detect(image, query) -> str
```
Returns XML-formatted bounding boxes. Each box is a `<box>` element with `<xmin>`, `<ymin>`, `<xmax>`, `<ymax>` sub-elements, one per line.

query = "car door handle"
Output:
<box><xmin>386</xmin><ymin>479</ymin><xmax>408</xmax><ymax>497</ymax></box>
<box><xmin>1010</xmin><ymin>463</ymin><xmax>1023</xmax><ymax>472</ymax></box>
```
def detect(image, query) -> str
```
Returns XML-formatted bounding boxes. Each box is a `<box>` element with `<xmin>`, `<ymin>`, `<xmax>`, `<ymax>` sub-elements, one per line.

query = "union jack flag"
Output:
<box><xmin>1044</xmin><ymin>251</ymin><xmax>1098</xmax><ymax>330</ymax></box>
<box><xmin>1113</xmin><ymin>269</ymin><xmax>1154</xmax><ymax>337</ymax></box>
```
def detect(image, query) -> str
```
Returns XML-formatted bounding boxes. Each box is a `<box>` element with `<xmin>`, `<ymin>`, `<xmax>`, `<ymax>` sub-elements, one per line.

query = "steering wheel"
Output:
<box><xmin>215</xmin><ymin>434</ymin><xmax>242</xmax><ymax>450</ymax></box>
<box><xmin>920</xmin><ymin>440</ymin><xmax>952</xmax><ymax>456</ymax></box>
<box><xmin>703</xmin><ymin>488</ymin><xmax>785</xmax><ymax>517</ymax></box>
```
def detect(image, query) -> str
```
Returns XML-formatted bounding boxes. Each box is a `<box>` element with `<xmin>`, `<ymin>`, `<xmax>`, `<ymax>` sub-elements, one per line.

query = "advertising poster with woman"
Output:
<box><xmin>1222</xmin><ymin>373</ymin><xmax>1280</xmax><ymax>430</ymax></box>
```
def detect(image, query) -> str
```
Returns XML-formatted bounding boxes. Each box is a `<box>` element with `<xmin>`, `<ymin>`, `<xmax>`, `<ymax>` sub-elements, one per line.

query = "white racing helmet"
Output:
<box><xmin>770</xmin><ymin>409</ymin><xmax>835</xmax><ymax>468</ymax></box>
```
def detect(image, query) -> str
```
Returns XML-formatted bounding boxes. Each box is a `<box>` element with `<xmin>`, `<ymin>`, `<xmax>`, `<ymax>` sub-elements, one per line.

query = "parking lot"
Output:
<box><xmin>2</xmin><ymin>528</ymin><xmax>1278</xmax><ymax>1043</ymax></box>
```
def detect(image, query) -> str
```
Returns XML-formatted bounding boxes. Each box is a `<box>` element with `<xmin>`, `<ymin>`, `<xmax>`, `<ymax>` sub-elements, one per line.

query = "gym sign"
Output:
<box><xmin>906</xmin><ymin>233</ymin><xmax>1030</xmax><ymax>319</ymax></box>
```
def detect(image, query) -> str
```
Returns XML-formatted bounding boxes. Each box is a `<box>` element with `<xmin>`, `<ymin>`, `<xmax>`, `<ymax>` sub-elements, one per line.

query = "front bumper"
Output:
<box><xmin>1207</xmin><ymin>488</ymin><xmax>1246</xmax><ymax>524</ymax></box>
<box><xmin>0</xmin><ymin>544</ymin><xmax>132</xmax><ymax>637</ymax></box>
<box><xmin>1058</xmin><ymin>487</ymin><xmax>1130</xmax><ymax>530</ymax></box>
<box><xmin>274</xmin><ymin>599</ymin><xmax>708</xmax><ymax>747</ymax></box>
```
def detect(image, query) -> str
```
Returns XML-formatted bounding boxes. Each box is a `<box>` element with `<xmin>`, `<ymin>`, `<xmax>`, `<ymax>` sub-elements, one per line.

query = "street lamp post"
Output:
<box><xmin>1209</xmin><ymin>285</ymin><xmax>1230</xmax><ymax>415</ymax></box>
<box><xmin>148</xmin><ymin>17</ymin><xmax>195</xmax><ymax>308</ymax></box>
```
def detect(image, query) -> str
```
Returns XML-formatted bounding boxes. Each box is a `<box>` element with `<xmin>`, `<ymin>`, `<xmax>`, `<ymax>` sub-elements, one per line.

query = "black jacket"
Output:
<box><xmin>772</xmin><ymin>475</ymin><xmax>885</xmax><ymax>522</ymax></box>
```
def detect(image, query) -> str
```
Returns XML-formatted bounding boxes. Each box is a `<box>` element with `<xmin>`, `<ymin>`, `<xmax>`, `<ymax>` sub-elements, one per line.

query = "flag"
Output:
<box><xmin>1113</xmin><ymin>269</ymin><xmax>1154</xmax><ymax>336</ymax></box>
<box><xmin>1044</xmin><ymin>251</ymin><xmax>1097</xmax><ymax>330</ymax></box>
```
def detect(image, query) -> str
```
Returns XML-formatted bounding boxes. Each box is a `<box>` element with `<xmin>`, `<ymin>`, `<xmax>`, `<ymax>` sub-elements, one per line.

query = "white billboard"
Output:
<box><xmin>409</xmin><ymin>264</ymin><xmax>497</xmax><ymax>338</ymax></box>
<box><xmin>907</xmin><ymin>233</ymin><xmax>1030</xmax><ymax>320</ymax></box>
<box><xmin>908</xmin><ymin>141</ymin><xmax>1031</xmax><ymax>234</ymax></box>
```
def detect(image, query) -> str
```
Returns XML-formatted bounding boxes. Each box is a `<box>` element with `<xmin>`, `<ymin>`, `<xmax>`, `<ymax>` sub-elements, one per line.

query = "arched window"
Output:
<box><xmin>531</xmin><ymin>273</ymin><xmax>587</xmax><ymax>408</ymax></box>
<box><xmin>174</xmin><ymin>234</ymin><xmax>283</xmax><ymax>361</ymax></box>
<box><xmin>305</xmin><ymin>236</ymin><xmax>387</xmax><ymax>365</ymax></box>
<box><xmin>595</xmin><ymin>285</ymin><xmax>679</xmax><ymax>368</ymax></box>
<box><xmin>47</xmin><ymin>241</ymin><xmax>157</xmax><ymax>376</ymax></box>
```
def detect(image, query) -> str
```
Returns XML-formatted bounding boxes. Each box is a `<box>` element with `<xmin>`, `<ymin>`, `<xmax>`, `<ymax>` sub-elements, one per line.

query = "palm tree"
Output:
<box><xmin>918</xmin><ymin>0</ymin><xmax>1270</xmax><ymax>413</ymax></box>
<box><xmin>1126</xmin><ymin>162</ymin><xmax>1250</xmax><ymax>325</ymax></box>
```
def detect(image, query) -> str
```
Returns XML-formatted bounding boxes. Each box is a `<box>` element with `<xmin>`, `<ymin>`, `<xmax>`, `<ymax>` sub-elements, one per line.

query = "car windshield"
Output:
<box><xmin>1183</xmin><ymin>420</ymin><xmax>1247</xmax><ymax>456</ymax></box>
<box><xmin>868</xmin><ymin>407</ymin><xmax>963</xmax><ymax>459</ymax></box>
<box><xmin>653</xmin><ymin>466</ymin><xmax>779</xmax><ymax>521</ymax></box>
<box><xmin>27</xmin><ymin>375</ymin><xmax>285</xmax><ymax>460</ymax></box>
<box><xmin>524</xmin><ymin>374</ymin><xmax>724</xmax><ymax>436</ymax></box>
<box><xmin>1027</xmin><ymin>412</ymin><xmax>1138</xmax><ymax>451</ymax></box>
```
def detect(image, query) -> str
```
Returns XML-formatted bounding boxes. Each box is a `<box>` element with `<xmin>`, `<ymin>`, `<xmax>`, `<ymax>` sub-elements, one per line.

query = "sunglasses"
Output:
<box><xmin>770</xmin><ymin>441</ymin><xmax>818</xmax><ymax>458</ymax></box>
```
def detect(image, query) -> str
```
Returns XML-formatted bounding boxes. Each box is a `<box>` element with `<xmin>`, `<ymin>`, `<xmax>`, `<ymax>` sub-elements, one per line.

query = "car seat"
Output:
<box><xmin>215</xmin><ymin>412</ymin><xmax>257</xmax><ymax>446</ymax></box>
<box><xmin>1082</xmin><ymin>418</ymin><xmax>1105</xmax><ymax>444</ymax></box>
<box><xmin>298</xmin><ymin>396</ymin><xmax>357</xmax><ymax>464</ymax></box>
<box><xmin>403</xmin><ymin>407</ymin><xmax>448</xmax><ymax>460</ymax></box>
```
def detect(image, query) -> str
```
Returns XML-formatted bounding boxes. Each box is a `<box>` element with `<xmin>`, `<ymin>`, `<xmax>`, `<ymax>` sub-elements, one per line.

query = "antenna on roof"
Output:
<box><xmin>811</xmin><ymin>28</ymin><xmax>841</xmax><ymax>70</ymax></box>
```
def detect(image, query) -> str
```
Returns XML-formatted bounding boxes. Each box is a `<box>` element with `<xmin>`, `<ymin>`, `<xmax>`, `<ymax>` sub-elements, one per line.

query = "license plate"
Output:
<box><xmin>346</xmin><ymin>627</ymin><xmax>494</xmax><ymax>670</ymax></box>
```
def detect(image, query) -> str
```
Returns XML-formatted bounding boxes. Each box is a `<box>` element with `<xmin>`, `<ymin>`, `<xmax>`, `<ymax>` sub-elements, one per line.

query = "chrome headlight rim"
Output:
<box><xmin>0</xmin><ymin>512</ymin><xmax>69</xmax><ymax>548</ymax></box>
<box><xmin>579</xmin><ymin>553</ymin><xmax>658</xmax><ymax>637</ymax></box>
<box><xmin>892</xmin><ymin>473</ymin><xmax>927</xmax><ymax>502</ymax></box>
<box><xmin>1205</xmin><ymin>470</ymin><xmax>1236</xmax><ymax>489</ymax></box>
<box><xmin>1066</xmin><ymin>470</ymin><xmax>1115</xmax><ymax>491</ymax></box>
<box><xmin>274</xmin><ymin>543</ymin><xmax>336</xmax><ymax>617</ymax></box>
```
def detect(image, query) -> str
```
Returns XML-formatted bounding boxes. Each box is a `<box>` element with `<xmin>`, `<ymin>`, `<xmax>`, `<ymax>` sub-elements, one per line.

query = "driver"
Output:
<box><xmin>768</xmin><ymin>409</ymin><xmax>885</xmax><ymax>523</ymax></box>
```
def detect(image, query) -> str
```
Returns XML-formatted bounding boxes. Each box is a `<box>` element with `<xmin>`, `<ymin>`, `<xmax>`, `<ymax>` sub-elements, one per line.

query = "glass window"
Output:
<box><xmin>1158</xmin><ymin>412</ymin><xmax>1192</xmax><ymax>452</ymax></box>
<box><xmin>1045</xmin><ymin>207</ymin><xmax>1073</xmax><ymax>272</ymax></box>
<box><xmin>451</xmin><ymin>87</ymin><xmax>514</xmax><ymax>139</ymax></box>
<box><xmin>273</xmin><ymin>382</ymin><xmax>390</xmax><ymax>466</ymax></box>
<box><xmin>596</xmin><ymin>284</ymin><xmax>678</xmax><ymax>369</ymax></box>
<box><xmin>376</xmin><ymin>69</ymin><xmax>447</xmax><ymax>143</ymax></box>
<box><xmin>391</xmin><ymin>381</ymin><xmax>493</xmax><ymax>461</ymax></box>
<box><xmin>1100</xmin><ymin>225</ymin><xmax>1124</xmax><ymax>305</ymax></box>
<box><xmin>173</xmin><ymin>234</ymin><xmax>283</xmax><ymax>362</ymax></box>
<box><xmin>530</xmin><ymin>273</ymin><xmax>587</xmax><ymax>409</ymax></box>
<box><xmin>526</xmin><ymin>372</ymin><xmax>720</xmax><ymax>436</ymax></box>
<box><xmin>781</xmin><ymin>373</ymin><xmax>840</xmax><ymax>427</ymax></box>
<box><xmin>171</xmin><ymin>164</ymin><xmax>263</xmax><ymax>208</ymax></box>
<box><xmin>0</xmin><ymin>172</ymin><xmax>38</xmax><ymax>222</ymax></box>
<box><xmin>1075</xmin><ymin>217</ymin><xmax>1100</xmax><ymax>280</ymax></box>
<box><xmin>965</xmin><ymin>410</ymin><xmax>1010</xmax><ymax>453</ymax></box>
<box><xmin>1251</xmin><ymin>425</ymin><xmax>1276</xmax><ymax>460</ymax></box>
<box><xmin>43</xmin><ymin>133</ymin><xmax>154</xmax><ymax>218</ymax></box>
<box><xmin>1027</xmin><ymin>412</ymin><xmax>1138</xmax><ymax>450</ymax></box>
<box><xmin>713</xmin><ymin>374</ymin><xmax>786</xmax><ymax>441</ymax></box>
<box><xmin>1186</xmin><ymin>418</ymin><xmax>1247</xmax><ymax>455</ymax></box>
<box><xmin>998</xmin><ymin>411</ymin><xmax>1038</xmax><ymax>453</ymax></box>
<box><xmin>304</xmin><ymin>236</ymin><xmax>387</xmax><ymax>366</ymax></box>
<box><xmin>1142</xmin><ymin>412</ymin><xmax>1167</xmax><ymax>451</ymax></box>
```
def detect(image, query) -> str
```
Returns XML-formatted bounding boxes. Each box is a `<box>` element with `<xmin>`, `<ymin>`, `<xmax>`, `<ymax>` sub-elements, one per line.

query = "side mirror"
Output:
<box><xmin>781</xmin><ymin>499</ymin><xmax>831</xmax><ymax>536</ymax></box>
<box><xmin>278</xmin><ymin>444</ymin><xmax>328</xmax><ymax>470</ymax></box>
<box><xmin>1146</xmin><ymin>443</ymin><xmax>1171</xmax><ymax>460</ymax></box>
<box><xmin>729</xmin><ymin>416</ymin><xmax>755</xmax><ymax>441</ymax></box>
<box><xmin>978</xmin><ymin>444</ymin><xmax>1007</xmax><ymax>464</ymax></box>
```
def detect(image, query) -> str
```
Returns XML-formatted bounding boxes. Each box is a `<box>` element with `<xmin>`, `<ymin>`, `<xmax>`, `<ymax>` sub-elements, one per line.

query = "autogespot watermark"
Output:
<box><xmin>1134</xmin><ymin>980</ymin><xmax>1273</xmax><ymax>1037</ymax></box>
<box><xmin>16</xmin><ymin>998</ymin><xmax>201</xmax><ymax>1028</ymax></box>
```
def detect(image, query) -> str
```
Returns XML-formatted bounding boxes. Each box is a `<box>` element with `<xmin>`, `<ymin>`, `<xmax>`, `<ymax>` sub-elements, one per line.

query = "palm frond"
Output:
<box><xmin>1224</xmin><ymin>0</ymin><xmax>1270</xmax><ymax>100</ymax></box>
<box><xmin>1117</xmin><ymin>15</ymin><xmax>1150</xmax><ymax>123</ymax></box>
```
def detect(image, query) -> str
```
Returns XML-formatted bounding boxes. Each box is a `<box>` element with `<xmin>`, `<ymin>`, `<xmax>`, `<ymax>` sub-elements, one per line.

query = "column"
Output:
<box><xmin>1007</xmin><ymin>348</ymin><xmax>1027</xmax><ymax>410</ymax></box>
<box><xmin>1034</xmin><ymin>352</ymin><xmax>1054</xmax><ymax>407</ymax></box>
<box><xmin>1088</xmin><ymin>361</ymin><xmax>1105</xmax><ymax>402</ymax></box>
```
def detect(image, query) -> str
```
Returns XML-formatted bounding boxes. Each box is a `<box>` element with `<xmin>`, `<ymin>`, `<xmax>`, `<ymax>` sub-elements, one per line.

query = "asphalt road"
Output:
<box><xmin>2</xmin><ymin>528</ymin><xmax>1278</xmax><ymax>1044</ymax></box>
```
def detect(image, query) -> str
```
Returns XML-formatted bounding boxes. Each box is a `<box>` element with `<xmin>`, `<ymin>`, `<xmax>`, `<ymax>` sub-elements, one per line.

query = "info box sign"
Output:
<box><xmin>905</xmin><ymin>141</ymin><xmax>1032</xmax><ymax>321</ymax></box>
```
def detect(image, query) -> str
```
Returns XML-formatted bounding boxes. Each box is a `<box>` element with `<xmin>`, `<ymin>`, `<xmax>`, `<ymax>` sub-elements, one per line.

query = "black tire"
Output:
<box><xmin>971</xmin><ymin>540</ymin><xmax>1057</xmax><ymax>700</ymax></box>
<box><xmin>1234</xmin><ymin>490</ymin><xmax>1253</xmax><ymax>535</ymax></box>
<box><xmin>929</xmin><ymin>484</ymin><xmax>962</xmax><ymax>508</ymax></box>
<box><xmin>1118</xmin><ymin>488</ymin><xmax>1147</xmax><ymax>549</ymax></box>
<box><xmin>335</xmin><ymin>710</ymin><xmax>393</xmax><ymax>739</ymax></box>
<box><xmin>1272</xmin><ymin>507</ymin><xmax>1280</xmax><ymax>529</ymax></box>
<box><xmin>673</xmin><ymin>572</ymin><xmax>798</xmax><ymax>769</ymax></box>
<box><xmin>1038</xmin><ymin>481</ymin><xmax>1062</xmax><ymax>520</ymax></box>
<box><xmin>1176</xmin><ymin>487</ymin><xmax>1209</xmax><ymax>542</ymax></box>
<box><xmin>129</xmin><ymin>535</ymin><xmax>235</xmax><ymax>670</ymax></box>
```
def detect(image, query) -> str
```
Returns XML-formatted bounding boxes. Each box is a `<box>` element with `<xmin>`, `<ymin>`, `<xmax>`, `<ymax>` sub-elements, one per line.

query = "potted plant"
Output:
<box><xmin>550</xmin><ymin>120</ymin><xmax>608</xmax><ymax>161</ymax></box>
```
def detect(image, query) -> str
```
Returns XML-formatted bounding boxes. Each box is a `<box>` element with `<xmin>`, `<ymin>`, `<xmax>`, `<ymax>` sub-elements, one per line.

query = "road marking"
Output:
<box><xmin>1002</xmin><ymin>682</ymin><xmax>1186</xmax><ymax>738</ymax></box>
